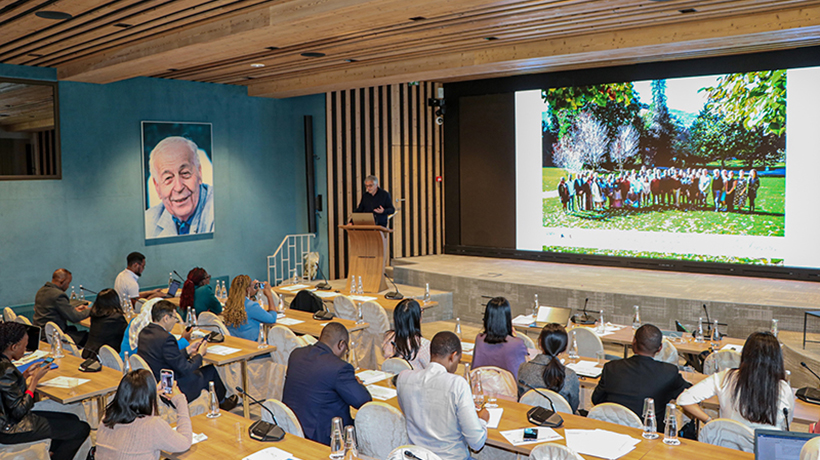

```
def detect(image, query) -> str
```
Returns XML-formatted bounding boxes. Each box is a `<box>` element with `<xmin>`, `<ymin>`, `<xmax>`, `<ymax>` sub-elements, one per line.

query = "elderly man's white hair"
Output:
<box><xmin>365</xmin><ymin>175</ymin><xmax>379</xmax><ymax>186</ymax></box>
<box><xmin>149</xmin><ymin>136</ymin><xmax>201</xmax><ymax>180</ymax></box>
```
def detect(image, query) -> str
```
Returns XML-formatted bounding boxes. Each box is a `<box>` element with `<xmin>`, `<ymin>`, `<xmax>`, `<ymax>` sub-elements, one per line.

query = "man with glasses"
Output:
<box><xmin>354</xmin><ymin>175</ymin><xmax>394</xmax><ymax>227</ymax></box>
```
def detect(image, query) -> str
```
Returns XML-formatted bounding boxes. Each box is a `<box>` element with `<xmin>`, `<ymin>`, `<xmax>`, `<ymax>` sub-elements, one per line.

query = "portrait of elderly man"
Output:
<box><xmin>144</xmin><ymin>135</ymin><xmax>214</xmax><ymax>238</ymax></box>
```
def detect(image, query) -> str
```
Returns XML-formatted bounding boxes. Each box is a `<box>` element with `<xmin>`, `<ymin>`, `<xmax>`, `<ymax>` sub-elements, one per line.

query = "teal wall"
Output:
<box><xmin>0</xmin><ymin>63</ymin><xmax>328</xmax><ymax>308</ymax></box>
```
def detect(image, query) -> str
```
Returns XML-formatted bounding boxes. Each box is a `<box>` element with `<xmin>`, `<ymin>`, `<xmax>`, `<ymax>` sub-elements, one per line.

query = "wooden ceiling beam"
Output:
<box><xmin>247</xmin><ymin>4</ymin><xmax>820</xmax><ymax>98</ymax></box>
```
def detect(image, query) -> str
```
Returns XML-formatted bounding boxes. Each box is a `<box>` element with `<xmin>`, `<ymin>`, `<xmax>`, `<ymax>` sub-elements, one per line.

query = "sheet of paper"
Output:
<box><xmin>499</xmin><ymin>427</ymin><xmax>563</xmax><ymax>446</ymax></box>
<box><xmin>207</xmin><ymin>345</ymin><xmax>241</xmax><ymax>356</ymax></box>
<box><xmin>242</xmin><ymin>446</ymin><xmax>303</xmax><ymax>460</ymax></box>
<box><xmin>349</xmin><ymin>295</ymin><xmax>378</xmax><ymax>302</ymax></box>
<box><xmin>366</xmin><ymin>384</ymin><xmax>397</xmax><ymax>401</ymax></box>
<box><xmin>276</xmin><ymin>317</ymin><xmax>305</xmax><ymax>326</ymax></box>
<box><xmin>357</xmin><ymin>370</ymin><xmax>394</xmax><ymax>385</ymax></box>
<box><xmin>39</xmin><ymin>376</ymin><xmax>90</xmax><ymax>389</ymax></box>
<box><xmin>566</xmin><ymin>361</ymin><xmax>603</xmax><ymax>378</ymax></box>
<box><xmin>486</xmin><ymin>408</ymin><xmax>503</xmax><ymax>429</ymax></box>
<box><xmin>513</xmin><ymin>314</ymin><xmax>536</xmax><ymax>327</ymax></box>
<box><xmin>565</xmin><ymin>429</ymin><xmax>639</xmax><ymax>460</ymax></box>
<box><xmin>721</xmin><ymin>344</ymin><xmax>743</xmax><ymax>353</ymax></box>
<box><xmin>14</xmin><ymin>350</ymin><xmax>50</xmax><ymax>366</ymax></box>
<box><xmin>313</xmin><ymin>291</ymin><xmax>339</xmax><ymax>299</ymax></box>
<box><xmin>174</xmin><ymin>427</ymin><xmax>208</xmax><ymax>445</ymax></box>
<box><xmin>461</xmin><ymin>342</ymin><xmax>475</xmax><ymax>355</ymax></box>
<box><xmin>280</xmin><ymin>284</ymin><xmax>310</xmax><ymax>292</ymax></box>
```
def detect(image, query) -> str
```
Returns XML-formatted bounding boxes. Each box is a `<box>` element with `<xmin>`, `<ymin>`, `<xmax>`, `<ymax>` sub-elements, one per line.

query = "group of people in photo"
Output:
<box><xmin>557</xmin><ymin>166</ymin><xmax>763</xmax><ymax>213</ymax></box>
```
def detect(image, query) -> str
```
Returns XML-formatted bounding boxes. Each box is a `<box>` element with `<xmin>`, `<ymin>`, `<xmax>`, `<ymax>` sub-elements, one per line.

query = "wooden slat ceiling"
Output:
<box><xmin>2</xmin><ymin>0</ymin><xmax>820</xmax><ymax>98</ymax></box>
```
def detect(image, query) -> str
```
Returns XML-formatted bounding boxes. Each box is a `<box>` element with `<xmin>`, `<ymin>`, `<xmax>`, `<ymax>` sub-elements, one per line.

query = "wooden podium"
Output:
<box><xmin>339</xmin><ymin>224</ymin><xmax>392</xmax><ymax>293</ymax></box>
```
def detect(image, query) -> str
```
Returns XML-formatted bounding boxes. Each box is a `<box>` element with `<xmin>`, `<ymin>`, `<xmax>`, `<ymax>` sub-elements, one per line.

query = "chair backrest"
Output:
<box><xmin>3</xmin><ymin>307</ymin><xmax>17</xmax><ymax>322</ymax></box>
<box><xmin>517</xmin><ymin>332</ymin><xmax>536</xmax><ymax>350</ymax></box>
<box><xmin>0</xmin><ymin>438</ymin><xmax>52</xmax><ymax>460</ymax></box>
<box><xmin>519</xmin><ymin>388</ymin><xmax>573</xmax><ymax>414</ymax></box>
<box><xmin>44</xmin><ymin>322</ymin><xmax>80</xmax><ymax>357</ymax></box>
<box><xmin>800</xmin><ymin>435</ymin><xmax>820</xmax><ymax>460</ymax></box>
<box><xmin>382</xmin><ymin>357</ymin><xmax>413</xmax><ymax>374</ymax></box>
<box><xmin>703</xmin><ymin>349</ymin><xmax>741</xmax><ymax>375</ymax></box>
<box><xmin>98</xmin><ymin>345</ymin><xmax>124</xmax><ymax>372</ymax></box>
<box><xmin>654</xmin><ymin>338</ymin><xmax>679</xmax><ymax>365</ymax></box>
<box><xmin>15</xmin><ymin>315</ymin><xmax>32</xmax><ymax>325</ymax></box>
<box><xmin>386</xmin><ymin>445</ymin><xmax>442</xmax><ymax>460</ymax></box>
<box><xmin>134</xmin><ymin>298</ymin><xmax>146</xmax><ymax>314</ymax></box>
<box><xmin>130</xmin><ymin>353</ymin><xmax>153</xmax><ymax>373</ymax></box>
<box><xmin>571</xmin><ymin>327</ymin><xmax>604</xmax><ymax>359</ymax></box>
<box><xmin>529</xmin><ymin>443</ymin><xmax>585</xmax><ymax>460</ymax></box>
<box><xmin>698</xmin><ymin>418</ymin><xmax>755</xmax><ymax>452</ymax></box>
<box><xmin>332</xmin><ymin>295</ymin><xmax>357</xmax><ymax>321</ymax></box>
<box><xmin>469</xmin><ymin>366</ymin><xmax>517</xmax><ymax>400</ymax></box>
<box><xmin>355</xmin><ymin>401</ymin><xmax>410</xmax><ymax>459</ymax></box>
<box><xmin>267</xmin><ymin>325</ymin><xmax>307</xmax><ymax>365</ymax></box>
<box><xmin>355</xmin><ymin>301</ymin><xmax>391</xmax><ymax>370</ymax></box>
<box><xmin>197</xmin><ymin>311</ymin><xmax>230</xmax><ymax>336</ymax></box>
<box><xmin>261</xmin><ymin>399</ymin><xmax>304</xmax><ymax>437</ymax></box>
<box><xmin>587</xmin><ymin>403</ymin><xmax>643</xmax><ymax>428</ymax></box>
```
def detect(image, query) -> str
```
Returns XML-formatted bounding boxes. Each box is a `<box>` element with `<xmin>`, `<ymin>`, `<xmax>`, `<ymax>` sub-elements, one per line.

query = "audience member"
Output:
<box><xmin>222</xmin><ymin>275</ymin><xmax>276</xmax><ymax>341</ymax></box>
<box><xmin>679</xmin><ymin>331</ymin><xmax>794</xmax><ymax>430</ymax></box>
<box><xmin>96</xmin><ymin>369</ymin><xmax>192</xmax><ymax>460</ymax></box>
<box><xmin>0</xmin><ymin>322</ymin><xmax>90</xmax><ymax>460</ymax></box>
<box><xmin>382</xmin><ymin>298</ymin><xmax>431</xmax><ymax>369</ymax></box>
<box><xmin>397</xmin><ymin>331</ymin><xmax>489</xmax><ymax>460</ymax></box>
<box><xmin>137</xmin><ymin>300</ymin><xmax>234</xmax><ymax>408</ymax></box>
<box><xmin>114</xmin><ymin>252</ymin><xmax>164</xmax><ymax>305</ymax></box>
<box><xmin>472</xmin><ymin>297</ymin><xmax>529</xmax><ymax>379</ymax></box>
<box><xmin>517</xmin><ymin>323</ymin><xmax>580</xmax><ymax>413</ymax></box>
<box><xmin>591</xmin><ymin>324</ymin><xmax>691</xmax><ymax>429</ymax></box>
<box><xmin>282</xmin><ymin>323</ymin><xmax>371</xmax><ymax>444</ymax></box>
<box><xmin>83</xmin><ymin>288</ymin><xmax>128</xmax><ymax>359</ymax></box>
<box><xmin>179</xmin><ymin>267</ymin><xmax>222</xmax><ymax>317</ymax></box>
<box><xmin>33</xmin><ymin>268</ymin><xmax>90</xmax><ymax>346</ymax></box>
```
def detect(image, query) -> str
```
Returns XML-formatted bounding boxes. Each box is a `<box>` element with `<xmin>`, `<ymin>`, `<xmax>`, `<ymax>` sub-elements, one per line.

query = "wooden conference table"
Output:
<box><xmin>271</xmin><ymin>282</ymin><xmax>439</xmax><ymax>314</ymax></box>
<box><xmin>275</xmin><ymin>308</ymin><xmax>369</xmax><ymax>337</ymax></box>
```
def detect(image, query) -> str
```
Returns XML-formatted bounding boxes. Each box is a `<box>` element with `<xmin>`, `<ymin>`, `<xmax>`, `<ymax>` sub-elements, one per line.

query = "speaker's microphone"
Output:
<box><xmin>315</xmin><ymin>264</ymin><xmax>332</xmax><ymax>290</ymax></box>
<box><xmin>80</xmin><ymin>286</ymin><xmax>98</xmax><ymax>295</ymax></box>
<box><xmin>517</xmin><ymin>379</ymin><xmax>564</xmax><ymax>427</ymax></box>
<box><xmin>518</xmin><ymin>379</ymin><xmax>559</xmax><ymax>413</ymax></box>
<box><xmin>173</xmin><ymin>270</ymin><xmax>185</xmax><ymax>282</ymax></box>
<box><xmin>802</xmin><ymin>362</ymin><xmax>820</xmax><ymax>384</ymax></box>
<box><xmin>384</xmin><ymin>273</ymin><xmax>404</xmax><ymax>300</ymax></box>
<box><xmin>234</xmin><ymin>386</ymin><xmax>285</xmax><ymax>441</ymax></box>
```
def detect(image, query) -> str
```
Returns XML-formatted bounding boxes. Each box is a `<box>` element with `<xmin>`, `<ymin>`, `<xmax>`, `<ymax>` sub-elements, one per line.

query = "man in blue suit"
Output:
<box><xmin>282</xmin><ymin>322</ymin><xmax>371</xmax><ymax>444</ymax></box>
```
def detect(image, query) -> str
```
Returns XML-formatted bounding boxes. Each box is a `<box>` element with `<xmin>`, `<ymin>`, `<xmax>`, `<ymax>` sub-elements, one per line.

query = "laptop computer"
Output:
<box><xmin>754</xmin><ymin>428</ymin><xmax>819</xmax><ymax>460</ymax></box>
<box><xmin>162</xmin><ymin>279</ymin><xmax>181</xmax><ymax>298</ymax></box>
<box><xmin>535</xmin><ymin>306</ymin><xmax>572</xmax><ymax>325</ymax></box>
<box><xmin>350</xmin><ymin>212</ymin><xmax>375</xmax><ymax>225</ymax></box>
<box><xmin>24</xmin><ymin>325</ymin><xmax>41</xmax><ymax>352</ymax></box>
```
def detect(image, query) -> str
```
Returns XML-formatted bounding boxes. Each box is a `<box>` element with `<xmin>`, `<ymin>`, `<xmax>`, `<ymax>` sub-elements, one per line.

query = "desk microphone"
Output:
<box><xmin>78</xmin><ymin>347</ymin><xmax>102</xmax><ymax>373</ymax></box>
<box><xmin>79</xmin><ymin>286</ymin><xmax>98</xmax><ymax>295</ymax></box>
<box><xmin>173</xmin><ymin>270</ymin><xmax>186</xmax><ymax>282</ymax></box>
<box><xmin>571</xmin><ymin>298</ymin><xmax>595</xmax><ymax>325</ymax></box>
<box><xmin>517</xmin><ymin>380</ymin><xmax>564</xmax><ymax>428</ymax></box>
<box><xmin>384</xmin><ymin>273</ymin><xmax>404</xmax><ymax>300</ymax></box>
<box><xmin>796</xmin><ymin>362</ymin><xmax>820</xmax><ymax>405</ymax></box>
<box><xmin>314</xmin><ymin>264</ymin><xmax>332</xmax><ymax>290</ymax></box>
<box><xmin>234</xmin><ymin>386</ymin><xmax>285</xmax><ymax>441</ymax></box>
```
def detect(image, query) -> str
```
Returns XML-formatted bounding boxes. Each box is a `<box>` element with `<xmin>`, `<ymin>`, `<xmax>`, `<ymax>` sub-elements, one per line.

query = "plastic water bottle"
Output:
<box><xmin>343</xmin><ymin>425</ymin><xmax>359</xmax><ymax>460</ymax></box>
<box><xmin>168</xmin><ymin>273</ymin><xmax>174</xmax><ymax>287</ymax></box>
<box><xmin>277</xmin><ymin>295</ymin><xmax>285</xmax><ymax>314</ymax></box>
<box><xmin>79</xmin><ymin>285</ymin><xmax>85</xmax><ymax>301</ymax></box>
<box><xmin>186</xmin><ymin>307</ymin><xmax>194</xmax><ymax>328</ymax></box>
<box><xmin>349</xmin><ymin>275</ymin><xmax>356</xmax><ymax>293</ymax></box>
<box><xmin>70</xmin><ymin>286</ymin><xmax>77</xmax><ymax>300</ymax></box>
<box><xmin>695</xmin><ymin>317</ymin><xmax>705</xmax><ymax>343</ymax></box>
<box><xmin>642</xmin><ymin>398</ymin><xmax>659</xmax><ymax>439</ymax></box>
<box><xmin>454</xmin><ymin>318</ymin><xmax>462</xmax><ymax>340</ymax></box>
<box><xmin>712</xmin><ymin>319</ymin><xmax>721</xmax><ymax>343</ymax></box>
<box><xmin>257</xmin><ymin>327</ymin><xmax>267</xmax><ymax>349</ymax></box>
<box><xmin>292</xmin><ymin>270</ymin><xmax>299</xmax><ymax>285</ymax></box>
<box><xmin>207</xmin><ymin>381</ymin><xmax>220</xmax><ymax>418</ymax></box>
<box><xmin>771</xmin><ymin>319</ymin><xmax>779</xmax><ymax>338</ymax></box>
<box><xmin>348</xmin><ymin>342</ymin><xmax>359</xmax><ymax>371</ymax></box>
<box><xmin>568</xmin><ymin>329</ymin><xmax>579</xmax><ymax>359</ymax></box>
<box><xmin>532</xmin><ymin>294</ymin><xmax>539</xmax><ymax>319</ymax></box>
<box><xmin>357</xmin><ymin>276</ymin><xmax>363</xmax><ymax>294</ymax></box>
<box><xmin>597</xmin><ymin>310</ymin><xmax>605</xmax><ymax>334</ymax></box>
<box><xmin>51</xmin><ymin>331</ymin><xmax>64</xmax><ymax>358</ymax></box>
<box><xmin>663</xmin><ymin>403</ymin><xmax>680</xmax><ymax>445</ymax></box>
<box><xmin>329</xmin><ymin>417</ymin><xmax>345</xmax><ymax>459</ymax></box>
<box><xmin>356</xmin><ymin>303</ymin><xmax>364</xmax><ymax>324</ymax></box>
<box><xmin>632</xmin><ymin>305</ymin><xmax>641</xmax><ymax>330</ymax></box>
<box><xmin>123</xmin><ymin>351</ymin><xmax>131</xmax><ymax>375</ymax></box>
<box><xmin>424</xmin><ymin>283</ymin><xmax>431</xmax><ymax>302</ymax></box>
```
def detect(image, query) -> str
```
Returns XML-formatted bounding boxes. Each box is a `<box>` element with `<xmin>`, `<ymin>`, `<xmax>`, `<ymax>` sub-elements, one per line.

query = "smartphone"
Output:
<box><xmin>41</xmin><ymin>357</ymin><xmax>54</xmax><ymax>367</ymax></box>
<box><xmin>160</xmin><ymin>369</ymin><xmax>174</xmax><ymax>394</ymax></box>
<box><xmin>523</xmin><ymin>428</ymin><xmax>538</xmax><ymax>440</ymax></box>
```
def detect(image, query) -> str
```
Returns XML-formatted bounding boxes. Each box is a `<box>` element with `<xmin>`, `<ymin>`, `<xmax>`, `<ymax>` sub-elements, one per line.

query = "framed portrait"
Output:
<box><xmin>141</xmin><ymin>121</ymin><xmax>214</xmax><ymax>240</ymax></box>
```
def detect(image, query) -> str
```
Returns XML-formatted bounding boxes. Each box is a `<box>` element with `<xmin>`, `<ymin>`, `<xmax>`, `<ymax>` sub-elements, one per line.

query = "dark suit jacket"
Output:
<box><xmin>32</xmin><ymin>282</ymin><xmax>90</xmax><ymax>333</ymax></box>
<box><xmin>137</xmin><ymin>323</ymin><xmax>205</xmax><ymax>402</ymax></box>
<box><xmin>354</xmin><ymin>188</ymin><xmax>394</xmax><ymax>227</ymax></box>
<box><xmin>282</xmin><ymin>342</ymin><xmax>371</xmax><ymax>444</ymax></box>
<box><xmin>82</xmin><ymin>313</ymin><xmax>128</xmax><ymax>359</ymax></box>
<box><xmin>591</xmin><ymin>355</ymin><xmax>691</xmax><ymax>428</ymax></box>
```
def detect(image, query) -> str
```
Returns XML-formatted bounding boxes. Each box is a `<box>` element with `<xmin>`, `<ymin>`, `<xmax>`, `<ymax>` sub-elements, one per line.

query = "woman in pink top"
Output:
<box><xmin>472</xmin><ymin>297</ymin><xmax>529</xmax><ymax>379</ymax></box>
<box><xmin>96</xmin><ymin>369</ymin><xmax>192</xmax><ymax>460</ymax></box>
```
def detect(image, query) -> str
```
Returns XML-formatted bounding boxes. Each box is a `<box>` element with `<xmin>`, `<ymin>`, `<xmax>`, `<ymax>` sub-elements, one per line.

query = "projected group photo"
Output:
<box><xmin>538</xmin><ymin>71</ymin><xmax>786</xmax><ymax>243</ymax></box>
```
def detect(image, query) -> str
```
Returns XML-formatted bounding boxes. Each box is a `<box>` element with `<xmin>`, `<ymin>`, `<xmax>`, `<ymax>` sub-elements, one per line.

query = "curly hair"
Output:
<box><xmin>0</xmin><ymin>321</ymin><xmax>28</xmax><ymax>353</ymax></box>
<box><xmin>223</xmin><ymin>275</ymin><xmax>251</xmax><ymax>328</ymax></box>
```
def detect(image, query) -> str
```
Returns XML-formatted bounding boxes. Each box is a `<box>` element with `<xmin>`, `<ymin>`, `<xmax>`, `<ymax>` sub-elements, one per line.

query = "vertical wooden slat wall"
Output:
<box><xmin>326</xmin><ymin>82</ymin><xmax>445</xmax><ymax>279</ymax></box>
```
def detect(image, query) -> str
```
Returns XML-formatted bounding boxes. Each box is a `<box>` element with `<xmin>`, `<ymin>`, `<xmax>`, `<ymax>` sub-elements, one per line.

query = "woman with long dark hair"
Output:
<box><xmin>83</xmin><ymin>288</ymin><xmax>128</xmax><ymax>359</ymax></box>
<box><xmin>96</xmin><ymin>369</ymin><xmax>192</xmax><ymax>460</ymax></box>
<box><xmin>517</xmin><ymin>323</ymin><xmax>579</xmax><ymax>413</ymax></box>
<box><xmin>381</xmin><ymin>299</ymin><xmax>430</xmax><ymax>369</ymax></box>
<box><xmin>472</xmin><ymin>297</ymin><xmax>529</xmax><ymax>379</ymax></box>
<box><xmin>0</xmin><ymin>322</ymin><xmax>90</xmax><ymax>460</ymax></box>
<box><xmin>179</xmin><ymin>267</ymin><xmax>222</xmax><ymax>316</ymax></box>
<box><xmin>679</xmin><ymin>332</ymin><xmax>793</xmax><ymax>429</ymax></box>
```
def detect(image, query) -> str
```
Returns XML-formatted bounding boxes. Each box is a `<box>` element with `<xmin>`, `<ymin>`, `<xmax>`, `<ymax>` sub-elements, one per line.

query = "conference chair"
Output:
<box><xmin>44</xmin><ymin>322</ymin><xmax>80</xmax><ymax>357</ymax></box>
<box><xmin>698</xmin><ymin>419</ymin><xmax>755</xmax><ymax>452</ymax></box>
<box><xmin>355</xmin><ymin>402</ymin><xmax>410</xmax><ymax>459</ymax></box>
<box><xmin>268</xmin><ymin>325</ymin><xmax>310</xmax><ymax>365</ymax></box>
<box><xmin>800</xmin><ymin>435</ymin><xmax>820</xmax><ymax>460</ymax></box>
<box><xmin>197</xmin><ymin>311</ymin><xmax>230</xmax><ymax>336</ymax></box>
<box><xmin>469</xmin><ymin>366</ymin><xmax>518</xmax><ymax>400</ymax></box>
<box><xmin>529</xmin><ymin>443</ymin><xmax>585</xmax><ymax>460</ymax></box>
<box><xmin>332</xmin><ymin>295</ymin><xmax>358</xmax><ymax>321</ymax></box>
<box><xmin>261</xmin><ymin>399</ymin><xmax>304</xmax><ymax>437</ymax></box>
<box><xmin>3</xmin><ymin>306</ymin><xmax>17</xmax><ymax>322</ymax></box>
<box><xmin>381</xmin><ymin>357</ymin><xmax>413</xmax><ymax>374</ymax></box>
<box><xmin>519</xmin><ymin>388</ymin><xmax>573</xmax><ymax>414</ymax></box>
<box><xmin>134</xmin><ymin>298</ymin><xmax>146</xmax><ymax>314</ymax></box>
<box><xmin>386</xmin><ymin>445</ymin><xmax>442</xmax><ymax>460</ymax></box>
<box><xmin>0</xmin><ymin>439</ymin><xmax>51</xmax><ymax>460</ymax></box>
<box><xmin>587</xmin><ymin>403</ymin><xmax>643</xmax><ymax>428</ymax></box>
<box><xmin>517</xmin><ymin>331</ymin><xmax>536</xmax><ymax>351</ymax></box>
<box><xmin>15</xmin><ymin>315</ymin><xmax>31</xmax><ymax>325</ymax></box>
<box><xmin>702</xmin><ymin>349</ymin><xmax>741</xmax><ymax>375</ymax></box>
<box><xmin>654</xmin><ymin>338</ymin><xmax>679</xmax><ymax>366</ymax></box>
<box><xmin>129</xmin><ymin>353</ymin><xmax>152</xmax><ymax>372</ymax></box>
<box><xmin>570</xmin><ymin>327</ymin><xmax>604</xmax><ymax>359</ymax></box>
<box><xmin>98</xmin><ymin>345</ymin><xmax>124</xmax><ymax>372</ymax></box>
<box><xmin>351</xmin><ymin>301</ymin><xmax>390</xmax><ymax>370</ymax></box>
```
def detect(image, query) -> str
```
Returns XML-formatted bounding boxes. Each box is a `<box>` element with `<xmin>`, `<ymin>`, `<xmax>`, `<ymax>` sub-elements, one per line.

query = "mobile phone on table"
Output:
<box><xmin>41</xmin><ymin>357</ymin><xmax>54</xmax><ymax>367</ymax></box>
<box><xmin>523</xmin><ymin>428</ymin><xmax>538</xmax><ymax>440</ymax></box>
<box><xmin>160</xmin><ymin>369</ymin><xmax>174</xmax><ymax>394</ymax></box>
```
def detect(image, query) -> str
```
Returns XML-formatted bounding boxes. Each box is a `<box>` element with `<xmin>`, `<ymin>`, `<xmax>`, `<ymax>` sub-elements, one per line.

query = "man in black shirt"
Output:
<box><xmin>354</xmin><ymin>175</ymin><xmax>394</xmax><ymax>227</ymax></box>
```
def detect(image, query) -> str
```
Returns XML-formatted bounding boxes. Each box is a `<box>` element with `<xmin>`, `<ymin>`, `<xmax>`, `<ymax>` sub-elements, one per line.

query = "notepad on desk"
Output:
<box><xmin>349</xmin><ymin>295</ymin><xmax>378</xmax><ymax>302</ymax></box>
<box><xmin>242</xmin><ymin>446</ymin><xmax>303</xmax><ymax>460</ymax></box>
<box><xmin>280</xmin><ymin>284</ymin><xmax>310</xmax><ymax>292</ymax></box>
<box><xmin>357</xmin><ymin>370</ymin><xmax>394</xmax><ymax>385</ymax></box>
<box><xmin>276</xmin><ymin>317</ymin><xmax>305</xmax><ymax>326</ymax></box>
<box><xmin>313</xmin><ymin>291</ymin><xmax>339</xmax><ymax>299</ymax></box>
<box><xmin>566</xmin><ymin>360</ymin><xmax>603</xmax><ymax>378</ymax></box>
<box><xmin>39</xmin><ymin>376</ymin><xmax>90</xmax><ymax>389</ymax></box>
<box><xmin>206</xmin><ymin>345</ymin><xmax>241</xmax><ymax>356</ymax></box>
<box><xmin>512</xmin><ymin>314</ymin><xmax>536</xmax><ymax>327</ymax></box>
<box><xmin>500</xmin><ymin>427</ymin><xmax>562</xmax><ymax>446</ymax></box>
<box><xmin>366</xmin><ymin>384</ymin><xmax>397</xmax><ymax>401</ymax></box>
<box><xmin>565</xmin><ymin>429</ymin><xmax>640</xmax><ymax>460</ymax></box>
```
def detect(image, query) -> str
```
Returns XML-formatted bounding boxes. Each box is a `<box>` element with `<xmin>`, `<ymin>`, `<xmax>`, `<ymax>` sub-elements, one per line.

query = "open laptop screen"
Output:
<box><xmin>755</xmin><ymin>429</ymin><xmax>818</xmax><ymax>460</ymax></box>
<box><xmin>167</xmin><ymin>279</ymin><xmax>181</xmax><ymax>297</ymax></box>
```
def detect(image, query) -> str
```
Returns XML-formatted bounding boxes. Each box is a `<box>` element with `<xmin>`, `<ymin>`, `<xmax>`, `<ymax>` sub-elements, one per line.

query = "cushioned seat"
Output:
<box><xmin>355</xmin><ymin>401</ymin><xmax>409</xmax><ymax>459</ymax></box>
<box><xmin>519</xmin><ymin>388</ymin><xmax>573</xmax><ymax>414</ymax></box>
<box><xmin>698</xmin><ymin>418</ymin><xmax>755</xmax><ymax>452</ymax></box>
<box><xmin>588</xmin><ymin>402</ymin><xmax>643</xmax><ymax>428</ymax></box>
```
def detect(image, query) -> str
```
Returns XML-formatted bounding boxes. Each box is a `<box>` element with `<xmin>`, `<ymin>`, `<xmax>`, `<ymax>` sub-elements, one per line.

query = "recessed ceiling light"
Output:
<box><xmin>484</xmin><ymin>37</ymin><xmax>499</xmax><ymax>41</ymax></box>
<box><xmin>409</xmin><ymin>16</ymin><xmax>426</xmax><ymax>21</ymax></box>
<box><xmin>679</xmin><ymin>8</ymin><xmax>697</xmax><ymax>13</ymax></box>
<box><xmin>250</xmin><ymin>63</ymin><xmax>265</xmax><ymax>68</ymax></box>
<box><xmin>114</xmin><ymin>23</ymin><xmax>132</xmax><ymax>28</ymax></box>
<box><xmin>266</xmin><ymin>46</ymin><xmax>279</xmax><ymax>51</ymax></box>
<box><xmin>301</xmin><ymin>52</ymin><xmax>325</xmax><ymax>58</ymax></box>
<box><xmin>35</xmin><ymin>11</ymin><xmax>73</xmax><ymax>20</ymax></box>
<box><xmin>345</xmin><ymin>59</ymin><xmax>358</xmax><ymax>63</ymax></box>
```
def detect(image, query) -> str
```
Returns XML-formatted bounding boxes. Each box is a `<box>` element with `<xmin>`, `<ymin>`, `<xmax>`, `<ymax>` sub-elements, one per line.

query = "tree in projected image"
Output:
<box><xmin>645</xmin><ymin>79</ymin><xmax>680</xmax><ymax>166</ymax></box>
<box><xmin>610</xmin><ymin>125</ymin><xmax>640</xmax><ymax>171</ymax></box>
<box><xmin>551</xmin><ymin>111</ymin><xmax>609</xmax><ymax>171</ymax></box>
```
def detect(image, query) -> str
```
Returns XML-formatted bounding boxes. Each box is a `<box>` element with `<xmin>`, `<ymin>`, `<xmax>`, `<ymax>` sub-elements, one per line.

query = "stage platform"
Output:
<box><xmin>391</xmin><ymin>254</ymin><xmax>820</xmax><ymax>340</ymax></box>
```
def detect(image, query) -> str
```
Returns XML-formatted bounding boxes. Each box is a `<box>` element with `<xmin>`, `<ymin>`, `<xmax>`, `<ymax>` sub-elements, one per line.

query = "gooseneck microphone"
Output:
<box><xmin>173</xmin><ymin>270</ymin><xmax>186</xmax><ymax>282</ymax></box>
<box><xmin>572</xmin><ymin>298</ymin><xmax>595</xmax><ymax>325</ymax></box>
<box><xmin>79</xmin><ymin>286</ymin><xmax>98</xmax><ymax>295</ymax></box>
<box><xmin>384</xmin><ymin>273</ymin><xmax>404</xmax><ymax>300</ymax></box>
<box><xmin>796</xmin><ymin>362</ymin><xmax>820</xmax><ymax>406</ymax></box>
<box><xmin>234</xmin><ymin>386</ymin><xmax>285</xmax><ymax>441</ymax></box>
<box><xmin>801</xmin><ymin>362</ymin><xmax>820</xmax><ymax>383</ymax></box>
<box><xmin>314</xmin><ymin>264</ymin><xmax>332</xmax><ymax>290</ymax></box>
<box><xmin>517</xmin><ymin>379</ymin><xmax>564</xmax><ymax>428</ymax></box>
<box><xmin>784</xmin><ymin>408</ymin><xmax>790</xmax><ymax>432</ymax></box>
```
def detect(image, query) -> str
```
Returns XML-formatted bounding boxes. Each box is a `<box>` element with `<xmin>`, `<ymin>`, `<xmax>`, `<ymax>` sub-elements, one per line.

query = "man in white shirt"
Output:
<box><xmin>397</xmin><ymin>331</ymin><xmax>489</xmax><ymax>460</ymax></box>
<box><xmin>114</xmin><ymin>252</ymin><xmax>164</xmax><ymax>305</ymax></box>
